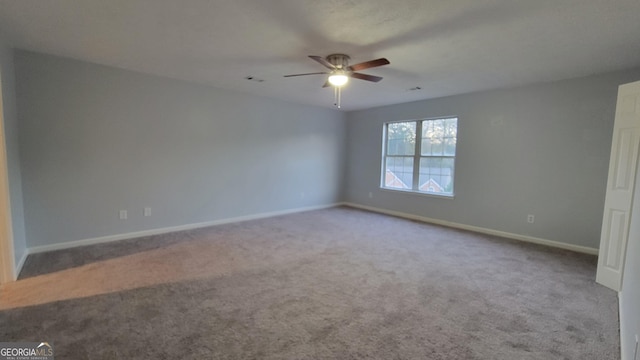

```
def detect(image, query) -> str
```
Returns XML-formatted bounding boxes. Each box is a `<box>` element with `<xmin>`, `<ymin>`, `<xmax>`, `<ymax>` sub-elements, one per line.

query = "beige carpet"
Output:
<box><xmin>0</xmin><ymin>206</ymin><xmax>618</xmax><ymax>359</ymax></box>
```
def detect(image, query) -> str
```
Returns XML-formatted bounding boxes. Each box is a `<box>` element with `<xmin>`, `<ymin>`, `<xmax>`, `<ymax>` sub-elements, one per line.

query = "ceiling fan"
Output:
<box><xmin>284</xmin><ymin>54</ymin><xmax>390</xmax><ymax>88</ymax></box>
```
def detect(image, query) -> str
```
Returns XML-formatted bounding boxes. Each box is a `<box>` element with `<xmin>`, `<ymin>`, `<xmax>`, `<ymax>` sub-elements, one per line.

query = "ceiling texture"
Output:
<box><xmin>1</xmin><ymin>0</ymin><xmax>639</xmax><ymax>111</ymax></box>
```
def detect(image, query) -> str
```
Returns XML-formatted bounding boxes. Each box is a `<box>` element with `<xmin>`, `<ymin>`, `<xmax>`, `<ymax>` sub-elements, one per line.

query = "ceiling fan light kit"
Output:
<box><xmin>328</xmin><ymin>71</ymin><xmax>349</xmax><ymax>86</ymax></box>
<box><xmin>284</xmin><ymin>53</ymin><xmax>390</xmax><ymax>108</ymax></box>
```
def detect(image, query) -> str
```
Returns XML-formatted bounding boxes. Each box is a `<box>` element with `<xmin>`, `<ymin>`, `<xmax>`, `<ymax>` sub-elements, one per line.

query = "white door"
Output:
<box><xmin>597</xmin><ymin>80</ymin><xmax>640</xmax><ymax>291</ymax></box>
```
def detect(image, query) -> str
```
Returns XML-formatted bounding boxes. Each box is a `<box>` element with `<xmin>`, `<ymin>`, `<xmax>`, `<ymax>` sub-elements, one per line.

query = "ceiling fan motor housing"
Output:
<box><xmin>327</xmin><ymin>54</ymin><xmax>350</xmax><ymax>69</ymax></box>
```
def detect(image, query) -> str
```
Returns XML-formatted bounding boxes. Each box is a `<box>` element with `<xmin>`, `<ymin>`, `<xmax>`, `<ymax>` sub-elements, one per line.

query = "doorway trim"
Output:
<box><xmin>0</xmin><ymin>68</ymin><xmax>16</xmax><ymax>284</ymax></box>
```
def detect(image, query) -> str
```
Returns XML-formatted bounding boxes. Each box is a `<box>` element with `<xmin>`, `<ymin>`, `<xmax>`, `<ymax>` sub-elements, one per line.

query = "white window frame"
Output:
<box><xmin>381</xmin><ymin>117</ymin><xmax>458</xmax><ymax>197</ymax></box>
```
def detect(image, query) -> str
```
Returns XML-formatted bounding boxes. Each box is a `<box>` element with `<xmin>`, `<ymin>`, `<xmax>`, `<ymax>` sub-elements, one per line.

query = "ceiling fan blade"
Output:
<box><xmin>348</xmin><ymin>58</ymin><xmax>390</xmax><ymax>72</ymax></box>
<box><xmin>309</xmin><ymin>55</ymin><xmax>336</xmax><ymax>70</ymax></box>
<box><xmin>283</xmin><ymin>72</ymin><xmax>328</xmax><ymax>77</ymax></box>
<box><xmin>322</xmin><ymin>80</ymin><xmax>331</xmax><ymax>88</ymax></box>
<box><xmin>351</xmin><ymin>72</ymin><xmax>383</xmax><ymax>82</ymax></box>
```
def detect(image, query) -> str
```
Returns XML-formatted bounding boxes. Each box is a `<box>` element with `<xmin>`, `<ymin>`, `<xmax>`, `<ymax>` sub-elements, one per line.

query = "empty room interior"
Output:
<box><xmin>1</xmin><ymin>1</ymin><xmax>640</xmax><ymax>359</ymax></box>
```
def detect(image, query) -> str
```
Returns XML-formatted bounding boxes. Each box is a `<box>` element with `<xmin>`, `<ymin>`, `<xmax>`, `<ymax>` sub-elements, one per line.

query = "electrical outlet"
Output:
<box><xmin>527</xmin><ymin>214</ymin><xmax>535</xmax><ymax>223</ymax></box>
<box><xmin>119</xmin><ymin>210</ymin><xmax>127</xmax><ymax>220</ymax></box>
<box><xmin>369</xmin><ymin>192</ymin><xmax>373</xmax><ymax>199</ymax></box>
<box><xmin>144</xmin><ymin>207</ymin><xmax>151</xmax><ymax>217</ymax></box>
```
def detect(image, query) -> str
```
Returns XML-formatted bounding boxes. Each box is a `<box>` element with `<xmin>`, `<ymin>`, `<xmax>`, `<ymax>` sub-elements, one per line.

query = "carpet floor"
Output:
<box><xmin>0</xmin><ymin>207</ymin><xmax>618</xmax><ymax>359</ymax></box>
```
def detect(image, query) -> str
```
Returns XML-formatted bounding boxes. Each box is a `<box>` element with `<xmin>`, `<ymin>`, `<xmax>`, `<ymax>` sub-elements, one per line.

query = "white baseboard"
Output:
<box><xmin>28</xmin><ymin>203</ymin><xmax>340</xmax><ymax>255</ymax></box>
<box><xmin>343</xmin><ymin>202</ymin><xmax>599</xmax><ymax>255</ymax></box>
<box><xmin>24</xmin><ymin>201</ymin><xmax>598</xmax><ymax>257</ymax></box>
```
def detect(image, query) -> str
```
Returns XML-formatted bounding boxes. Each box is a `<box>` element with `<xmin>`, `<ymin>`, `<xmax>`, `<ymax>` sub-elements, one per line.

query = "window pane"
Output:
<box><xmin>387</xmin><ymin>122</ymin><xmax>416</xmax><ymax>156</ymax></box>
<box><xmin>433</xmin><ymin>119</ymin><xmax>444</xmax><ymax>138</ymax></box>
<box><xmin>442</xmin><ymin>158</ymin><xmax>455</xmax><ymax>175</ymax></box>
<box><xmin>445</xmin><ymin>118</ymin><xmax>457</xmax><ymax>138</ymax></box>
<box><xmin>431</xmin><ymin>140</ymin><xmax>443</xmax><ymax>156</ymax></box>
<box><xmin>419</xmin><ymin>157</ymin><xmax>454</xmax><ymax>195</ymax></box>
<box><xmin>384</xmin><ymin>156</ymin><xmax>413</xmax><ymax>189</ymax></box>
<box><xmin>444</xmin><ymin>138</ymin><xmax>456</xmax><ymax>156</ymax></box>
<box><xmin>421</xmin><ymin>119</ymin><xmax>446</xmax><ymax>156</ymax></box>
<box><xmin>443</xmin><ymin>118</ymin><xmax>457</xmax><ymax>156</ymax></box>
<box><xmin>421</xmin><ymin>138</ymin><xmax>432</xmax><ymax>156</ymax></box>
<box><xmin>441</xmin><ymin>175</ymin><xmax>453</xmax><ymax>192</ymax></box>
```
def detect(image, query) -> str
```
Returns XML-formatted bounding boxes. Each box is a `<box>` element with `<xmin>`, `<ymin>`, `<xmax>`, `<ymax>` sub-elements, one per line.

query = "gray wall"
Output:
<box><xmin>15</xmin><ymin>51</ymin><xmax>346</xmax><ymax>248</ymax></box>
<box><xmin>0</xmin><ymin>36</ymin><xmax>27</xmax><ymax>271</ymax></box>
<box><xmin>345</xmin><ymin>68</ymin><xmax>640</xmax><ymax>249</ymax></box>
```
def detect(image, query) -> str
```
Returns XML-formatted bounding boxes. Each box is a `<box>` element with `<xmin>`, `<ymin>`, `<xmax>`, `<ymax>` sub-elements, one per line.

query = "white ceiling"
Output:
<box><xmin>1</xmin><ymin>0</ymin><xmax>639</xmax><ymax>111</ymax></box>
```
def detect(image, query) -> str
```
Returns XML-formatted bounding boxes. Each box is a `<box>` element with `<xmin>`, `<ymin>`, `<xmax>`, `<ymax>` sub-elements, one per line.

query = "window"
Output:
<box><xmin>382</xmin><ymin>117</ymin><xmax>457</xmax><ymax>196</ymax></box>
